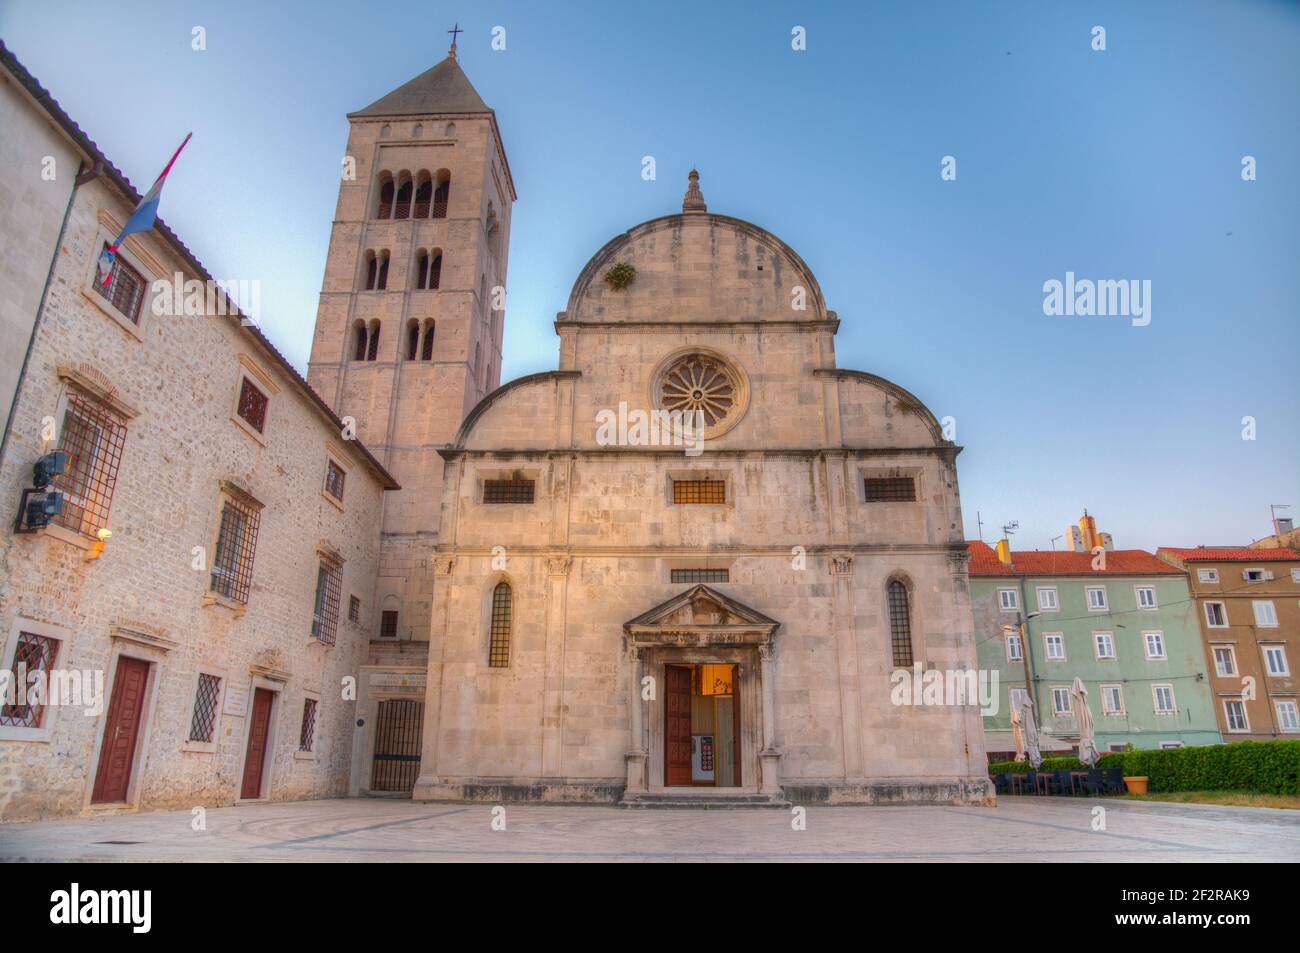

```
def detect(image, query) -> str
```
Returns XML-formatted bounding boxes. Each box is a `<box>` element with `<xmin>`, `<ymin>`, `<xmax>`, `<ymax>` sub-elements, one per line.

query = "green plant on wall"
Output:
<box><xmin>604</xmin><ymin>262</ymin><xmax>635</xmax><ymax>291</ymax></box>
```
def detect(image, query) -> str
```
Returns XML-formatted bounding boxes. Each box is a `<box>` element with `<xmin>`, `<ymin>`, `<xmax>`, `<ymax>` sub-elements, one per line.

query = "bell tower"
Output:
<box><xmin>307</xmin><ymin>39</ymin><xmax>515</xmax><ymax>644</ymax></box>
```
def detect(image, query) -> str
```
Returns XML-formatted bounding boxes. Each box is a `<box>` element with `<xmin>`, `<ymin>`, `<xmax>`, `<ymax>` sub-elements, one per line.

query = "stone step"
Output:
<box><xmin>620</xmin><ymin>794</ymin><xmax>790</xmax><ymax>809</ymax></box>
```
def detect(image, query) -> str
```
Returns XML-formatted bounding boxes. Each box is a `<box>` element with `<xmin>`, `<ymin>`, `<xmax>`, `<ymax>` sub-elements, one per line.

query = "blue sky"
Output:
<box><xmin>3</xmin><ymin>0</ymin><xmax>1297</xmax><ymax>551</ymax></box>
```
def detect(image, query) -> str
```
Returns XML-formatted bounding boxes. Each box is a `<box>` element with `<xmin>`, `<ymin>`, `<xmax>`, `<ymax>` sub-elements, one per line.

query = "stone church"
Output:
<box><xmin>306</xmin><ymin>46</ymin><xmax>991</xmax><ymax>805</ymax></box>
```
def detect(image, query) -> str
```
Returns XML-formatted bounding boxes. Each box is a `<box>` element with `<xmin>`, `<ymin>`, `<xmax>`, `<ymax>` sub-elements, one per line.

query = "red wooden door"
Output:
<box><xmin>665</xmin><ymin>665</ymin><xmax>693</xmax><ymax>786</ymax></box>
<box><xmin>91</xmin><ymin>656</ymin><xmax>151</xmax><ymax>803</ymax></box>
<box><xmin>240</xmin><ymin>688</ymin><xmax>274</xmax><ymax>799</ymax></box>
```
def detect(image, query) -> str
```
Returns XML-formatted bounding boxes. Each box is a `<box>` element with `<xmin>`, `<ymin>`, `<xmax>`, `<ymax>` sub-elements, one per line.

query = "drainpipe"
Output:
<box><xmin>0</xmin><ymin>159</ymin><xmax>100</xmax><ymax>471</ymax></box>
<box><xmin>1017</xmin><ymin>575</ymin><xmax>1040</xmax><ymax>725</ymax></box>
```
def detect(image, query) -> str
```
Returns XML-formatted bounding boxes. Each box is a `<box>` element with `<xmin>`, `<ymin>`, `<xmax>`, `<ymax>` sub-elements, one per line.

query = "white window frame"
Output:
<box><xmin>1135</xmin><ymin>586</ymin><xmax>1158</xmax><ymax>610</ymax></box>
<box><xmin>1291</xmin><ymin>568</ymin><xmax>1300</xmax><ymax>584</ymax></box>
<box><xmin>1005</xmin><ymin>632</ymin><xmax>1023</xmax><ymax>662</ymax></box>
<box><xmin>1143</xmin><ymin>631</ymin><xmax>1166</xmax><ymax>660</ymax></box>
<box><xmin>1043</xmin><ymin>632</ymin><xmax>1066</xmax><ymax>661</ymax></box>
<box><xmin>1204</xmin><ymin>601</ymin><xmax>1228</xmax><ymax>628</ymax></box>
<box><xmin>1035</xmin><ymin>587</ymin><xmax>1058</xmax><ymax>612</ymax></box>
<box><xmin>1086</xmin><ymin>586</ymin><xmax>1108</xmax><ymax>611</ymax></box>
<box><xmin>180</xmin><ymin>668</ymin><xmax>229</xmax><ymax>754</ymax></box>
<box><xmin>1100</xmin><ymin>684</ymin><xmax>1125</xmax><ymax>715</ymax></box>
<box><xmin>1275</xmin><ymin>699</ymin><xmax>1299</xmax><ymax>733</ymax></box>
<box><xmin>1159</xmin><ymin>741</ymin><xmax>1184</xmax><ymax>749</ymax></box>
<box><xmin>998</xmin><ymin>588</ymin><xmax>1019</xmax><ymax>612</ymax></box>
<box><xmin>1263</xmin><ymin>645</ymin><xmax>1289</xmax><ymax>677</ymax></box>
<box><xmin>1212</xmin><ymin>645</ymin><xmax>1237</xmax><ymax>677</ymax></box>
<box><xmin>1051</xmin><ymin>686</ymin><xmax>1072</xmax><ymax>716</ymax></box>
<box><xmin>1243</xmin><ymin>568</ymin><xmax>1266</xmax><ymax>583</ymax></box>
<box><xmin>1222</xmin><ymin>698</ymin><xmax>1249</xmax><ymax>733</ymax></box>
<box><xmin>1152</xmin><ymin>683</ymin><xmax>1177</xmax><ymax>715</ymax></box>
<box><xmin>1252</xmin><ymin>600</ymin><xmax>1278</xmax><ymax>628</ymax></box>
<box><xmin>1093</xmin><ymin>631</ymin><xmax>1116</xmax><ymax>660</ymax></box>
<box><xmin>1197</xmin><ymin>568</ymin><xmax>1219</xmax><ymax>583</ymax></box>
<box><xmin>323</xmin><ymin>451</ymin><xmax>349</xmax><ymax>510</ymax></box>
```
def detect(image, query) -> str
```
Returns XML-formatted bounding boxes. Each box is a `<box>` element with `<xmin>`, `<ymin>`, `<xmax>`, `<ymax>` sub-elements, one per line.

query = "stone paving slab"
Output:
<box><xmin>1</xmin><ymin>796</ymin><xmax>1298</xmax><ymax>862</ymax></box>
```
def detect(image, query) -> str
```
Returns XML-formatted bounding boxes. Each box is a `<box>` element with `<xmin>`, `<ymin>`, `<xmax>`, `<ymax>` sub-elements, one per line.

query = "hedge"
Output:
<box><xmin>988</xmin><ymin>740</ymin><xmax>1300</xmax><ymax>795</ymax></box>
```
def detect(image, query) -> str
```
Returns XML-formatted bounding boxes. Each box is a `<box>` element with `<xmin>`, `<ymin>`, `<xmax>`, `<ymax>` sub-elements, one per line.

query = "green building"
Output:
<box><xmin>968</xmin><ymin>523</ymin><xmax>1221</xmax><ymax>760</ymax></box>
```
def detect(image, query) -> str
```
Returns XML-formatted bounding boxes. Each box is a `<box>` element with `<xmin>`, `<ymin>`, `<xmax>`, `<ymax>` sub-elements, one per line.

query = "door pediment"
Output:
<box><xmin>624</xmin><ymin>585</ymin><xmax>780</xmax><ymax>647</ymax></box>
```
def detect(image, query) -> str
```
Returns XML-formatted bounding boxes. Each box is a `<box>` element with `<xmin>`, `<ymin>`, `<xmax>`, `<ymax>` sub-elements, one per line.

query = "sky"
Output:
<box><xmin>2</xmin><ymin>0</ymin><xmax>1297</xmax><ymax>552</ymax></box>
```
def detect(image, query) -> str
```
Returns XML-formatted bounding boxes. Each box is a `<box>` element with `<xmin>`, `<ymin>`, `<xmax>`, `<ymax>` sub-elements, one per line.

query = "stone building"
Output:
<box><xmin>0</xmin><ymin>43</ymin><xmax>396</xmax><ymax>821</ymax></box>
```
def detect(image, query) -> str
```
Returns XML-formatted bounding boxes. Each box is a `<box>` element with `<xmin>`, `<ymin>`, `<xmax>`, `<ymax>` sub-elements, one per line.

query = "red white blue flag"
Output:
<box><xmin>97</xmin><ymin>132</ymin><xmax>191</xmax><ymax>284</ymax></box>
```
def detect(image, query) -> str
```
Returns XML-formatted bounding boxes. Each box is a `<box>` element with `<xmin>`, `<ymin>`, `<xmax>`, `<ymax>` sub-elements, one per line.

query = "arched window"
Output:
<box><xmin>366</xmin><ymin>320</ymin><xmax>381</xmax><ymax>361</ymax></box>
<box><xmin>352</xmin><ymin>321</ymin><xmax>368</xmax><ymax>361</ymax></box>
<box><xmin>394</xmin><ymin>175</ymin><xmax>412</xmax><ymax>220</ymax></box>
<box><xmin>406</xmin><ymin>320</ymin><xmax>420</xmax><ymax>361</ymax></box>
<box><xmin>376</xmin><ymin>251</ymin><xmax>390</xmax><ymax>290</ymax></box>
<box><xmin>420</xmin><ymin>321</ymin><xmax>435</xmax><ymax>361</ymax></box>
<box><xmin>415</xmin><ymin>251</ymin><xmax>429</xmax><ymax>290</ymax></box>
<box><xmin>364</xmin><ymin>251</ymin><xmax>378</xmax><ymax>291</ymax></box>
<box><xmin>488</xmin><ymin>582</ymin><xmax>511</xmax><ymax>667</ymax></box>
<box><xmin>887</xmin><ymin>580</ymin><xmax>914</xmax><ymax>667</ymax></box>
<box><xmin>474</xmin><ymin>342</ymin><xmax>482</xmax><ymax>390</ymax></box>
<box><xmin>432</xmin><ymin>171</ymin><xmax>450</xmax><ymax>218</ymax></box>
<box><xmin>428</xmin><ymin>252</ymin><xmax>442</xmax><ymax>289</ymax></box>
<box><xmin>376</xmin><ymin>176</ymin><xmax>394</xmax><ymax>219</ymax></box>
<box><xmin>413</xmin><ymin>174</ymin><xmax>432</xmax><ymax>218</ymax></box>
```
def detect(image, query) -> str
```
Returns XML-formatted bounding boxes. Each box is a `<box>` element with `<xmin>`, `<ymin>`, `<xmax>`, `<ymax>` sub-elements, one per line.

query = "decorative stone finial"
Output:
<box><xmin>682</xmin><ymin>169</ymin><xmax>707</xmax><ymax>213</ymax></box>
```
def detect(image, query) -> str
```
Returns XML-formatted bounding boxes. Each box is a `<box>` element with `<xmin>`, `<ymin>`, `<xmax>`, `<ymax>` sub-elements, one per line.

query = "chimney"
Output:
<box><xmin>995</xmin><ymin>538</ymin><xmax>1013</xmax><ymax>566</ymax></box>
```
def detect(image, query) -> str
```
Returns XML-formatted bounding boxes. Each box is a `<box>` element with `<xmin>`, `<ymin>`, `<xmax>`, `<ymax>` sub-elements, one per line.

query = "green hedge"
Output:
<box><xmin>988</xmin><ymin>741</ymin><xmax>1300</xmax><ymax>795</ymax></box>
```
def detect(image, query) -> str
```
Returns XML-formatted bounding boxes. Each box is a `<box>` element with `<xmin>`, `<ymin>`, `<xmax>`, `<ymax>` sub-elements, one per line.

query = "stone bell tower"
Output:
<box><xmin>307</xmin><ymin>38</ymin><xmax>515</xmax><ymax>645</ymax></box>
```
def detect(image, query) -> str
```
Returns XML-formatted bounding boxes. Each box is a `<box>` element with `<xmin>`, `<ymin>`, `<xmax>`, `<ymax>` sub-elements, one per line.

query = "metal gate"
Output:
<box><xmin>370</xmin><ymin>699</ymin><xmax>424</xmax><ymax>793</ymax></box>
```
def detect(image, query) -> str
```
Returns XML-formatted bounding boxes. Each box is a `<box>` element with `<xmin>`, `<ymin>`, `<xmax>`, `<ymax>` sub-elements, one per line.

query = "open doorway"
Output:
<box><xmin>664</xmin><ymin>663</ymin><xmax>740</xmax><ymax>787</ymax></box>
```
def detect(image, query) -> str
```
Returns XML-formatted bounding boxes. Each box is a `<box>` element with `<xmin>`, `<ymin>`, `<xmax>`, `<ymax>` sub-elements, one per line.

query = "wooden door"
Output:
<box><xmin>240</xmin><ymin>688</ymin><xmax>274</xmax><ymax>799</ymax></box>
<box><xmin>665</xmin><ymin>665</ymin><xmax>693</xmax><ymax>786</ymax></box>
<box><xmin>91</xmin><ymin>656</ymin><xmax>150</xmax><ymax>803</ymax></box>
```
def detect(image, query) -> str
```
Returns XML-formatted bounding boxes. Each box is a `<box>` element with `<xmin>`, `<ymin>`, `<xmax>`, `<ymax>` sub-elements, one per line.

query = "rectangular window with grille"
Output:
<box><xmin>324</xmin><ymin>459</ymin><xmax>346</xmax><ymax>502</ymax></box>
<box><xmin>864</xmin><ymin>477</ymin><xmax>915</xmax><ymax>502</ymax></box>
<box><xmin>299</xmin><ymin>698</ymin><xmax>318</xmax><ymax>752</ymax></box>
<box><xmin>380</xmin><ymin>610</ymin><xmax>398</xmax><ymax>639</ymax></box>
<box><xmin>237</xmin><ymin>376</ymin><xmax>269</xmax><ymax>433</ymax></box>
<box><xmin>188</xmin><ymin>673</ymin><xmax>222</xmax><ymax>743</ymax></box>
<box><xmin>0</xmin><ymin>632</ymin><xmax>60</xmax><ymax>728</ymax></box>
<box><xmin>348</xmin><ymin>595</ymin><xmax>361</xmax><ymax>623</ymax></box>
<box><xmin>210</xmin><ymin>495</ymin><xmax>261</xmax><ymax>604</ymax></box>
<box><xmin>311</xmin><ymin>558</ymin><xmax>342</xmax><ymax>645</ymax></box>
<box><xmin>52</xmin><ymin>392</ymin><xmax>126</xmax><ymax>537</ymax></box>
<box><xmin>672</xmin><ymin>479</ymin><xmax>726</xmax><ymax>504</ymax></box>
<box><xmin>670</xmin><ymin>569</ymin><xmax>729</xmax><ymax>583</ymax></box>
<box><xmin>93</xmin><ymin>244</ymin><xmax>146</xmax><ymax>323</ymax></box>
<box><xmin>483</xmin><ymin>478</ymin><xmax>534</xmax><ymax>503</ymax></box>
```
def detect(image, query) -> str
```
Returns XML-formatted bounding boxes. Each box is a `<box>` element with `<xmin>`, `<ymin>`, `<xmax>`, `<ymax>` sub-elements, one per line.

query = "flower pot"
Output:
<box><xmin>1123</xmin><ymin>776</ymin><xmax>1149</xmax><ymax>796</ymax></box>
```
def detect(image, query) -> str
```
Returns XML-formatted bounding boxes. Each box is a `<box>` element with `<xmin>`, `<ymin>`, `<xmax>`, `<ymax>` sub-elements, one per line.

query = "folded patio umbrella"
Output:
<box><xmin>1070</xmin><ymin>676</ymin><xmax>1099</xmax><ymax>766</ymax></box>
<box><xmin>1011</xmin><ymin>707</ymin><xmax>1027</xmax><ymax>762</ymax></box>
<box><xmin>1016</xmin><ymin>695</ymin><xmax>1043</xmax><ymax>768</ymax></box>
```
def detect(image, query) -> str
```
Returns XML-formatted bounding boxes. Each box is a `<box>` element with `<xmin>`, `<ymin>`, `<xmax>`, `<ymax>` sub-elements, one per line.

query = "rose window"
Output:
<box><xmin>656</xmin><ymin>353</ymin><xmax>741</xmax><ymax>430</ymax></box>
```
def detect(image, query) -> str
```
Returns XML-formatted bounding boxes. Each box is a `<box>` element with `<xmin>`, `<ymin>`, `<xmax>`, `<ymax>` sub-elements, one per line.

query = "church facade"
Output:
<box><xmin>304</xmin><ymin>48</ymin><xmax>992</xmax><ymax>805</ymax></box>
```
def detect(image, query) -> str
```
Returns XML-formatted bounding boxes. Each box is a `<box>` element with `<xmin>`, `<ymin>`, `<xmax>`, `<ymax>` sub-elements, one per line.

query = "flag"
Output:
<box><xmin>97</xmin><ymin>132</ymin><xmax>191</xmax><ymax>285</ymax></box>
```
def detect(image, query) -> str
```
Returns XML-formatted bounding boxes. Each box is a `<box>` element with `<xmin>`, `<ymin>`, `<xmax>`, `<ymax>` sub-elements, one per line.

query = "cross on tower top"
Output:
<box><xmin>448</xmin><ymin>23</ymin><xmax>463</xmax><ymax>59</ymax></box>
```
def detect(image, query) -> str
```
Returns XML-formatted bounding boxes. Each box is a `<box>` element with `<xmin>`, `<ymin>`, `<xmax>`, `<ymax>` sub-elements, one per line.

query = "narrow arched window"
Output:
<box><xmin>394</xmin><ymin>177</ymin><xmax>412</xmax><ymax>219</ymax></box>
<box><xmin>432</xmin><ymin>172</ymin><xmax>450</xmax><ymax>218</ymax></box>
<box><xmin>364</xmin><ymin>251</ymin><xmax>378</xmax><ymax>291</ymax></box>
<box><xmin>406</xmin><ymin>320</ymin><xmax>420</xmax><ymax>361</ymax></box>
<box><xmin>429</xmin><ymin>252</ymin><xmax>442</xmax><ymax>289</ymax></box>
<box><xmin>414</xmin><ymin>175</ymin><xmax>432</xmax><ymax>218</ymax></box>
<box><xmin>420</xmin><ymin>321</ymin><xmax>435</xmax><ymax>361</ymax></box>
<box><xmin>376</xmin><ymin>178</ymin><xmax>394</xmax><ymax>219</ymax></box>
<box><xmin>888</xmin><ymin>581</ymin><xmax>913</xmax><ymax>667</ymax></box>
<box><xmin>376</xmin><ymin>251</ymin><xmax>390</xmax><ymax>290</ymax></box>
<box><xmin>353</xmin><ymin>321</ymin><xmax>368</xmax><ymax>361</ymax></box>
<box><xmin>366</xmin><ymin>320</ymin><xmax>381</xmax><ymax>361</ymax></box>
<box><xmin>415</xmin><ymin>251</ymin><xmax>429</xmax><ymax>290</ymax></box>
<box><xmin>488</xmin><ymin>582</ymin><xmax>511</xmax><ymax>667</ymax></box>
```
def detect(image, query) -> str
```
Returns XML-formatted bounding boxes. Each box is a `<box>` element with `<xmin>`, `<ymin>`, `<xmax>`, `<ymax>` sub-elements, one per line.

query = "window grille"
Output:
<box><xmin>311</xmin><ymin>558</ymin><xmax>342</xmax><ymax>645</ymax></box>
<box><xmin>380</xmin><ymin>610</ymin><xmax>399</xmax><ymax>639</ymax></box>
<box><xmin>52</xmin><ymin>392</ymin><xmax>126</xmax><ymax>537</ymax></box>
<box><xmin>325</xmin><ymin>460</ymin><xmax>346</xmax><ymax>501</ymax></box>
<box><xmin>864</xmin><ymin>477</ymin><xmax>915</xmax><ymax>502</ymax></box>
<box><xmin>299</xmin><ymin>698</ymin><xmax>318</xmax><ymax>752</ymax></box>
<box><xmin>93</xmin><ymin>244</ymin><xmax>145</xmax><ymax>322</ymax></box>
<box><xmin>488</xmin><ymin>583</ymin><xmax>511</xmax><ymax>667</ymax></box>
<box><xmin>0</xmin><ymin>633</ymin><xmax>60</xmax><ymax>728</ymax></box>
<box><xmin>210</xmin><ymin>495</ymin><xmax>261</xmax><ymax>604</ymax></box>
<box><xmin>188</xmin><ymin>673</ymin><xmax>222</xmax><ymax>742</ymax></box>
<box><xmin>671</xmin><ymin>569</ymin><xmax>729</xmax><ymax>583</ymax></box>
<box><xmin>672</xmin><ymin>479</ymin><xmax>725</xmax><ymax>504</ymax></box>
<box><xmin>888</xmin><ymin>581</ymin><xmax>914</xmax><ymax>667</ymax></box>
<box><xmin>483</xmin><ymin>478</ymin><xmax>534</xmax><ymax>503</ymax></box>
<box><xmin>237</xmin><ymin>377</ymin><xmax>268</xmax><ymax>433</ymax></box>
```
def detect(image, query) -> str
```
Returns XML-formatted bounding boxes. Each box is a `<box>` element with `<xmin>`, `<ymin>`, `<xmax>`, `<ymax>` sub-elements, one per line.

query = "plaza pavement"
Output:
<box><xmin>1</xmin><ymin>795</ymin><xmax>1297</xmax><ymax>862</ymax></box>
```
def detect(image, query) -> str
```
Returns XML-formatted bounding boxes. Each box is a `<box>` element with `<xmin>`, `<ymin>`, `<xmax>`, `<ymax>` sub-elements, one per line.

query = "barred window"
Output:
<box><xmin>488</xmin><ymin>582</ymin><xmax>511</xmax><ymax>667</ymax></box>
<box><xmin>673</xmin><ymin>479</ymin><xmax>726</xmax><ymax>504</ymax></box>
<box><xmin>210</xmin><ymin>495</ymin><xmax>261</xmax><ymax>604</ymax></box>
<box><xmin>865</xmin><ymin>477</ymin><xmax>915</xmax><ymax>502</ymax></box>
<box><xmin>324</xmin><ymin>459</ymin><xmax>346</xmax><ymax>502</ymax></box>
<box><xmin>671</xmin><ymin>569</ymin><xmax>729</xmax><ymax>583</ymax></box>
<box><xmin>311</xmin><ymin>557</ymin><xmax>342</xmax><ymax>645</ymax></box>
<box><xmin>94</xmin><ymin>244</ymin><xmax>145</xmax><ymax>323</ymax></box>
<box><xmin>348</xmin><ymin>595</ymin><xmax>361</xmax><ymax>623</ymax></box>
<box><xmin>0</xmin><ymin>632</ymin><xmax>60</xmax><ymax>728</ymax></box>
<box><xmin>380</xmin><ymin>610</ymin><xmax>398</xmax><ymax>639</ymax></box>
<box><xmin>237</xmin><ymin>377</ymin><xmax>268</xmax><ymax>433</ymax></box>
<box><xmin>299</xmin><ymin>698</ymin><xmax>318</xmax><ymax>752</ymax></box>
<box><xmin>483</xmin><ymin>478</ymin><xmax>534</xmax><ymax>504</ymax></box>
<box><xmin>53</xmin><ymin>392</ymin><xmax>126</xmax><ymax>537</ymax></box>
<box><xmin>888</xmin><ymin>580</ymin><xmax>914</xmax><ymax>667</ymax></box>
<box><xmin>188</xmin><ymin>673</ymin><xmax>222</xmax><ymax>743</ymax></box>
